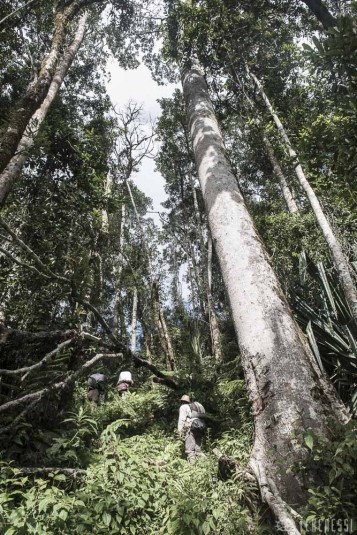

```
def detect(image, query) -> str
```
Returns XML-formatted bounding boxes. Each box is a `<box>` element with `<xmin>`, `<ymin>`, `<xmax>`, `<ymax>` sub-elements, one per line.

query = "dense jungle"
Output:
<box><xmin>0</xmin><ymin>0</ymin><xmax>356</xmax><ymax>533</ymax></box>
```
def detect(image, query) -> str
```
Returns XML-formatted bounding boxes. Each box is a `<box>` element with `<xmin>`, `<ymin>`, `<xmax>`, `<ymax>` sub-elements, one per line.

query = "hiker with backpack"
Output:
<box><xmin>116</xmin><ymin>370</ymin><xmax>133</xmax><ymax>398</ymax></box>
<box><xmin>87</xmin><ymin>372</ymin><xmax>107</xmax><ymax>406</ymax></box>
<box><xmin>178</xmin><ymin>394</ymin><xmax>206</xmax><ymax>463</ymax></box>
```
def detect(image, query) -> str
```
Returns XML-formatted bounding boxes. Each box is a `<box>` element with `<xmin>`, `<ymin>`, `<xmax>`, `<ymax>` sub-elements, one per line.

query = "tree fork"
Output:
<box><xmin>182</xmin><ymin>58</ymin><xmax>348</xmax><ymax>526</ymax></box>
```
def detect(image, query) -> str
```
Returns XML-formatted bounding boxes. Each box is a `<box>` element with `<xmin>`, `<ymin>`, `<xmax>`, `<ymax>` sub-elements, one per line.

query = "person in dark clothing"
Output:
<box><xmin>87</xmin><ymin>373</ymin><xmax>107</xmax><ymax>405</ymax></box>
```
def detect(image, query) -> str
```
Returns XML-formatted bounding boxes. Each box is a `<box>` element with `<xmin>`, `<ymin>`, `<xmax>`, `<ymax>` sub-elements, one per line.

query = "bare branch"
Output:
<box><xmin>14</xmin><ymin>467</ymin><xmax>86</xmax><ymax>477</ymax></box>
<box><xmin>0</xmin><ymin>338</ymin><xmax>75</xmax><ymax>378</ymax></box>
<box><xmin>0</xmin><ymin>352</ymin><xmax>123</xmax><ymax>415</ymax></box>
<box><xmin>133</xmin><ymin>354</ymin><xmax>179</xmax><ymax>389</ymax></box>
<box><xmin>74</xmin><ymin>296</ymin><xmax>121</xmax><ymax>346</ymax></box>
<box><xmin>0</xmin><ymin>399</ymin><xmax>39</xmax><ymax>435</ymax></box>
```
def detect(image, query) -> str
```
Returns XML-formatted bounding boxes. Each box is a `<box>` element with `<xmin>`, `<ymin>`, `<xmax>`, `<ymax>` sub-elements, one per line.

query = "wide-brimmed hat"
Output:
<box><xmin>180</xmin><ymin>395</ymin><xmax>191</xmax><ymax>403</ymax></box>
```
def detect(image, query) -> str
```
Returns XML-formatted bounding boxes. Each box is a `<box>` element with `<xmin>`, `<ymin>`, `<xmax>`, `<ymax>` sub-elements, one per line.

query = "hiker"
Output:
<box><xmin>178</xmin><ymin>394</ymin><xmax>206</xmax><ymax>463</ymax></box>
<box><xmin>116</xmin><ymin>370</ymin><xmax>133</xmax><ymax>398</ymax></box>
<box><xmin>87</xmin><ymin>372</ymin><xmax>107</xmax><ymax>405</ymax></box>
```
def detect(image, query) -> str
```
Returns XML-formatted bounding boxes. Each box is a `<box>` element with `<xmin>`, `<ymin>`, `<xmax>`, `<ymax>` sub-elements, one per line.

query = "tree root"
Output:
<box><xmin>249</xmin><ymin>454</ymin><xmax>302</xmax><ymax>535</ymax></box>
<box><xmin>212</xmin><ymin>447</ymin><xmax>302</xmax><ymax>534</ymax></box>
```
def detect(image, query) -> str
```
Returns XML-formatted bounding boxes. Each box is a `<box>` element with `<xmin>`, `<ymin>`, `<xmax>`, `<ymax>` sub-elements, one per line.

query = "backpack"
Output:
<box><xmin>87</xmin><ymin>376</ymin><xmax>98</xmax><ymax>390</ymax></box>
<box><xmin>189</xmin><ymin>402</ymin><xmax>206</xmax><ymax>433</ymax></box>
<box><xmin>189</xmin><ymin>402</ymin><xmax>206</xmax><ymax>419</ymax></box>
<box><xmin>87</xmin><ymin>375</ymin><xmax>106</xmax><ymax>392</ymax></box>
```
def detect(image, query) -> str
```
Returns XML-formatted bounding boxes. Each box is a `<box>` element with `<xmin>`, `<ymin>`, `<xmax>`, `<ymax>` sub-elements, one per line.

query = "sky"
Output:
<box><xmin>106</xmin><ymin>58</ymin><xmax>178</xmax><ymax>226</ymax></box>
<box><xmin>105</xmin><ymin>59</ymin><xmax>190</xmax><ymax>303</ymax></box>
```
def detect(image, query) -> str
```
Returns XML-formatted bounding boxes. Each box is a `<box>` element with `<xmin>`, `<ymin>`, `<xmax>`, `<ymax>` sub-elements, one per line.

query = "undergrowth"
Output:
<box><xmin>0</xmin><ymin>373</ymin><xmax>273</xmax><ymax>535</ymax></box>
<box><xmin>1</xmin><ymin>368</ymin><xmax>356</xmax><ymax>534</ymax></box>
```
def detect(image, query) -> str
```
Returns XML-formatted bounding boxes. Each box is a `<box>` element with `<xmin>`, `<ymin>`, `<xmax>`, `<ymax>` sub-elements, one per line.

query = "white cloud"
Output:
<box><xmin>106</xmin><ymin>59</ymin><xmax>177</xmax><ymax>217</ymax></box>
<box><xmin>106</xmin><ymin>60</ymin><xmax>190</xmax><ymax>299</ymax></box>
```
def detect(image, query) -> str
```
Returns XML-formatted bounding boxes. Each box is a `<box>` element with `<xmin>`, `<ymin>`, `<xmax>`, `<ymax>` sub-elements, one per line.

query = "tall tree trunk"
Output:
<box><xmin>189</xmin><ymin>242</ymin><xmax>205</xmax><ymax>315</ymax></box>
<box><xmin>102</xmin><ymin>171</ymin><xmax>112</xmax><ymax>234</ymax></box>
<box><xmin>263</xmin><ymin>136</ymin><xmax>299</xmax><ymax>214</ymax></box>
<box><xmin>113</xmin><ymin>203</ymin><xmax>126</xmax><ymax>335</ymax></box>
<box><xmin>206</xmin><ymin>231</ymin><xmax>222</xmax><ymax>361</ymax></box>
<box><xmin>248</xmin><ymin>66</ymin><xmax>357</xmax><ymax>325</ymax></box>
<box><xmin>126</xmin><ymin>180</ymin><xmax>177</xmax><ymax>368</ymax></box>
<box><xmin>0</xmin><ymin>11</ymin><xmax>88</xmax><ymax>206</ymax></box>
<box><xmin>229</xmin><ymin>66</ymin><xmax>298</xmax><ymax>215</ymax></box>
<box><xmin>190</xmin><ymin>173</ymin><xmax>222</xmax><ymax>360</ymax></box>
<box><xmin>0</xmin><ymin>1</ymin><xmax>85</xmax><ymax>176</ymax></box>
<box><xmin>130</xmin><ymin>287</ymin><xmax>138</xmax><ymax>353</ymax></box>
<box><xmin>300</xmin><ymin>0</ymin><xmax>337</xmax><ymax>30</ymax></box>
<box><xmin>182</xmin><ymin>59</ymin><xmax>348</xmax><ymax>530</ymax></box>
<box><xmin>151</xmin><ymin>278</ymin><xmax>177</xmax><ymax>371</ymax></box>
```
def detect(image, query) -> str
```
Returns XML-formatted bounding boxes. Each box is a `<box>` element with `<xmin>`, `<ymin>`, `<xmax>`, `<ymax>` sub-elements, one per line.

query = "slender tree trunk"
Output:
<box><xmin>126</xmin><ymin>180</ymin><xmax>177</xmax><ymax>368</ymax></box>
<box><xmin>0</xmin><ymin>0</ymin><xmax>38</xmax><ymax>27</ymax></box>
<box><xmin>189</xmin><ymin>242</ymin><xmax>205</xmax><ymax>315</ymax></box>
<box><xmin>140</xmin><ymin>315</ymin><xmax>153</xmax><ymax>363</ymax></box>
<box><xmin>151</xmin><ymin>279</ymin><xmax>177</xmax><ymax>371</ymax></box>
<box><xmin>102</xmin><ymin>171</ymin><xmax>112</xmax><ymax>234</ymax></box>
<box><xmin>229</xmin><ymin>66</ymin><xmax>298</xmax><ymax>215</ymax></box>
<box><xmin>0</xmin><ymin>11</ymin><xmax>88</xmax><ymax>206</ymax></box>
<box><xmin>190</xmin><ymin>173</ymin><xmax>222</xmax><ymax>360</ymax></box>
<box><xmin>113</xmin><ymin>204</ymin><xmax>126</xmax><ymax>335</ymax></box>
<box><xmin>263</xmin><ymin>136</ymin><xmax>299</xmax><ymax>214</ymax></box>
<box><xmin>0</xmin><ymin>1</ymin><xmax>85</xmax><ymax>176</ymax></box>
<box><xmin>130</xmin><ymin>287</ymin><xmax>138</xmax><ymax>353</ymax></box>
<box><xmin>182</xmin><ymin>59</ymin><xmax>348</xmax><ymax>530</ymax></box>
<box><xmin>206</xmin><ymin>231</ymin><xmax>222</xmax><ymax>361</ymax></box>
<box><xmin>247</xmin><ymin>66</ymin><xmax>357</xmax><ymax>325</ymax></box>
<box><xmin>300</xmin><ymin>0</ymin><xmax>337</xmax><ymax>30</ymax></box>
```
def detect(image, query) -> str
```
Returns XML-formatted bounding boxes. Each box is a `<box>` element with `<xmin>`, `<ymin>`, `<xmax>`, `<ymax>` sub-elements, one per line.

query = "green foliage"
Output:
<box><xmin>300</xmin><ymin>421</ymin><xmax>357</xmax><ymax>534</ymax></box>
<box><xmin>295</xmin><ymin>253</ymin><xmax>357</xmax><ymax>414</ymax></box>
<box><xmin>46</xmin><ymin>407</ymin><xmax>98</xmax><ymax>467</ymax></box>
<box><xmin>0</xmin><ymin>382</ymin><xmax>269</xmax><ymax>535</ymax></box>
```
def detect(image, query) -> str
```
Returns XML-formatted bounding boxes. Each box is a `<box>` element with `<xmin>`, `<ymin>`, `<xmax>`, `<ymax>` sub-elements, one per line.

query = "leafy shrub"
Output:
<box><xmin>301</xmin><ymin>421</ymin><xmax>357</xmax><ymax>534</ymax></box>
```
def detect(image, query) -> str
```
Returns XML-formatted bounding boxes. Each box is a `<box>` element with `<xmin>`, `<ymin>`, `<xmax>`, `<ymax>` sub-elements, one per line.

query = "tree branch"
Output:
<box><xmin>0</xmin><ymin>338</ymin><xmax>75</xmax><ymax>378</ymax></box>
<box><xmin>0</xmin><ymin>0</ymin><xmax>38</xmax><ymax>26</ymax></box>
<box><xmin>0</xmin><ymin>398</ymin><xmax>39</xmax><ymax>435</ymax></box>
<box><xmin>0</xmin><ymin>352</ymin><xmax>122</xmax><ymax>415</ymax></box>
<box><xmin>133</xmin><ymin>354</ymin><xmax>179</xmax><ymax>389</ymax></box>
<box><xmin>0</xmin><ymin>217</ymin><xmax>70</xmax><ymax>283</ymax></box>
<box><xmin>0</xmin><ymin>246</ymin><xmax>52</xmax><ymax>279</ymax></box>
<box><xmin>15</xmin><ymin>467</ymin><xmax>86</xmax><ymax>477</ymax></box>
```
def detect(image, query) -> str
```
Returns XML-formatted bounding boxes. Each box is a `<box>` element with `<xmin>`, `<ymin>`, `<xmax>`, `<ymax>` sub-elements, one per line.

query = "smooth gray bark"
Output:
<box><xmin>112</xmin><ymin>203</ymin><xmax>126</xmax><ymax>335</ymax></box>
<box><xmin>248</xmin><ymin>66</ymin><xmax>357</xmax><ymax>325</ymax></box>
<box><xmin>182</xmin><ymin>59</ymin><xmax>348</xmax><ymax>527</ymax></box>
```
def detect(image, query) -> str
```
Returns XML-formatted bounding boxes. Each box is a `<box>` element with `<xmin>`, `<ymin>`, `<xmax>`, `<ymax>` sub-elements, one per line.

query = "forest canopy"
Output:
<box><xmin>0</xmin><ymin>1</ymin><xmax>356</xmax><ymax>534</ymax></box>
